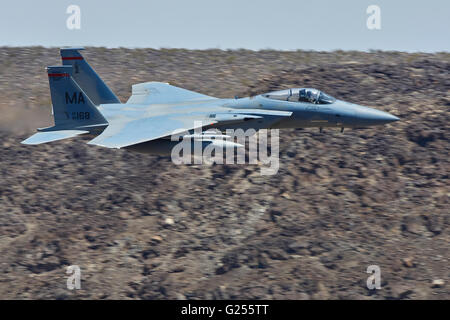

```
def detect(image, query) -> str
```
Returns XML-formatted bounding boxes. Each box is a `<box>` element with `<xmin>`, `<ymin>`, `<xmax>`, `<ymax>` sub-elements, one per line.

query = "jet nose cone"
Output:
<box><xmin>387</xmin><ymin>114</ymin><xmax>400</xmax><ymax>122</ymax></box>
<box><xmin>355</xmin><ymin>106</ymin><xmax>400</xmax><ymax>126</ymax></box>
<box><xmin>377</xmin><ymin>112</ymin><xmax>399</xmax><ymax>123</ymax></box>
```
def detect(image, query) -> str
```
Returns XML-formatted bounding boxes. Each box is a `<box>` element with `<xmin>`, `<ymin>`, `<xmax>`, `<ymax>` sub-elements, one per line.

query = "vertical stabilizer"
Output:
<box><xmin>60</xmin><ymin>48</ymin><xmax>120</xmax><ymax>105</ymax></box>
<box><xmin>46</xmin><ymin>65</ymin><xmax>107</xmax><ymax>129</ymax></box>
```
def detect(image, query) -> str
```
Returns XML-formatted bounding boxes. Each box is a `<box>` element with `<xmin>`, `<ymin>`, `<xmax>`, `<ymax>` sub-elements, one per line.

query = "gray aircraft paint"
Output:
<box><xmin>22</xmin><ymin>48</ymin><xmax>399</xmax><ymax>152</ymax></box>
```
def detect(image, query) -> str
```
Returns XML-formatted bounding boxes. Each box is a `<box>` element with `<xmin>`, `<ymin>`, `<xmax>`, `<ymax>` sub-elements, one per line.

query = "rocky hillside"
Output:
<box><xmin>0</xmin><ymin>47</ymin><xmax>448</xmax><ymax>299</ymax></box>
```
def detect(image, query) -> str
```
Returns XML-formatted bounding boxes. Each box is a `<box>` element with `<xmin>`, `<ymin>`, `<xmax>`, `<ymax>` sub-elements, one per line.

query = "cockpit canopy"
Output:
<box><xmin>263</xmin><ymin>88</ymin><xmax>336</xmax><ymax>104</ymax></box>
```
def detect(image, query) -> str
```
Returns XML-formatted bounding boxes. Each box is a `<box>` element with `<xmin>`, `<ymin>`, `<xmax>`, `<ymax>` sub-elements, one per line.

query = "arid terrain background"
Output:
<box><xmin>0</xmin><ymin>47</ymin><xmax>448</xmax><ymax>299</ymax></box>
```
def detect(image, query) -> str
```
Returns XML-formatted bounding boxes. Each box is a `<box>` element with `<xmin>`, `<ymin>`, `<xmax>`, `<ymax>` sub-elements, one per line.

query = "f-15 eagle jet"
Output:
<box><xmin>22</xmin><ymin>48</ymin><xmax>399</xmax><ymax>154</ymax></box>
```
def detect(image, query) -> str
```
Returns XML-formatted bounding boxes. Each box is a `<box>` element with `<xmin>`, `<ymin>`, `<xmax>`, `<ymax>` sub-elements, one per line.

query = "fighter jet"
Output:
<box><xmin>22</xmin><ymin>48</ymin><xmax>399</xmax><ymax>154</ymax></box>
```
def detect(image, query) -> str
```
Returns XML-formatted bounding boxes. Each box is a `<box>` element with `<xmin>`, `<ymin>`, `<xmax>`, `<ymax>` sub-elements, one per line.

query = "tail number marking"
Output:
<box><xmin>65</xmin><ymin>111</ymin><xmax>90</xmax><ymax>120</ymax></box>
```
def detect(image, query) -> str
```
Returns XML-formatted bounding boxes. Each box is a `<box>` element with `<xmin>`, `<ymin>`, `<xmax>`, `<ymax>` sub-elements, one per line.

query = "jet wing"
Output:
<box><xmin>126</xmin><ymin>82</ymin><xmax>216</xmax><ymax>105</ymax></box>
<box><xmin>88</xmin><ymin>99</ymin><xmax>292</xmax><ymax>148</ymax></box>
<box><xmin>88</xmin><ymin>113</ymin><xmax>216</xmax><ymax>148</ymax></box>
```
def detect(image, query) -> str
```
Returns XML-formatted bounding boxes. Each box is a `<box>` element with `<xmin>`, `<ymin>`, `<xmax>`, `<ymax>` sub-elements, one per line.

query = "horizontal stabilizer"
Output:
<box><xmin>21</xmin><ymin>130</ymin><xmax>89</xmax><ymax>145</ymax></box>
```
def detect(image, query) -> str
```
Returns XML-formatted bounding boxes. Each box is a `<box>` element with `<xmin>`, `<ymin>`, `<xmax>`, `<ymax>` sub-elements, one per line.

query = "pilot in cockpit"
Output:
<box><xmin>263</xmin><ymin>88</ymin><xmax>335</xmax><ymax>105</ymax></box>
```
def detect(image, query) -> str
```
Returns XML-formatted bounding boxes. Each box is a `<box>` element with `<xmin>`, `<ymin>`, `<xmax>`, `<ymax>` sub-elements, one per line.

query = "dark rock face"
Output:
<box><xmin>0</xmin><ymin>48</ymin><xmax>448</xmax><ymax>299</ymax></box>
